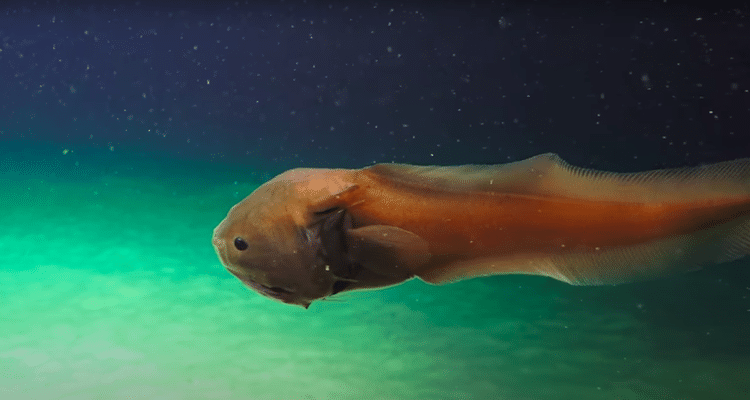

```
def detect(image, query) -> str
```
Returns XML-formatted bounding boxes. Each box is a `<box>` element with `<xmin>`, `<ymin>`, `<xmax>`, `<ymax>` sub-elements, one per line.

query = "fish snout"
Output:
<box><xmin>212</xmin><ymin>234</ymin><xmax>224</xmax><ymax>250</ymax></box>
<box><xmin>212</xmin><ymin>234</ymin><xmax>231</xmax><ymax>268</ymax></box>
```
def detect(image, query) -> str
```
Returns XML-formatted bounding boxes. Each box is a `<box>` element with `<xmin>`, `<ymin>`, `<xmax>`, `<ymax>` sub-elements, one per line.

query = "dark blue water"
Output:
<box><xmin>1</xmin><ymin>2</ymin><xmax>748</xmax><ymax>399</ymax></box>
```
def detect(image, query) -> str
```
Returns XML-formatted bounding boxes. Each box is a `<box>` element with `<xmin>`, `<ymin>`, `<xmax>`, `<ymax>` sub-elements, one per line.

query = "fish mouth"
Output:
<box><xmin>228</xmin><ymin>270</ymin><xmax>294</xmax><ymax>300</ymax></box>
<box><xmin>212</xmin><ymin>238</ymin><xmax>283</xmax><ymax>298</ymax></box>
<box><xmin>231</xmin><ymin>272</ymin><xmax>311</xmax><ymax>308</ymax></box>
<box><xmin>213</xmin><ymin>236</ymin><xmax>311</xmax><ymax>308</ymax></box>
<box><xmin>212</xmin><ymin>240</ymin><xmax>296</xmax><ymax>302</ymax></box>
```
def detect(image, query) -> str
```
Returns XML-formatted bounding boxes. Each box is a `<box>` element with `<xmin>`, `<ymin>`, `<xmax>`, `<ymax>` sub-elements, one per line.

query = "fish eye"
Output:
<box><xmin>233</xmin><ymin>237</ymin><xmax>249</xmax><ymax>251</ymax></box>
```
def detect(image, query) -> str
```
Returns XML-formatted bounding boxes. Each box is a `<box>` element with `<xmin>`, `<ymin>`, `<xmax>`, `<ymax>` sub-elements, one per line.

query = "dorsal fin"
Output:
<box><xmin>365</xmin><ymin>153</ymin><xmax>750</xmax><ymax>204</ymax></box>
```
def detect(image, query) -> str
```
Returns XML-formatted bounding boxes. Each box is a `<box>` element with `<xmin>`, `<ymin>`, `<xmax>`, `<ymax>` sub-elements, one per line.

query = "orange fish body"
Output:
<box><xmin>212</xmin><ymin>153</ymin><xmax>750</xmax><ymax>307</ymax></box>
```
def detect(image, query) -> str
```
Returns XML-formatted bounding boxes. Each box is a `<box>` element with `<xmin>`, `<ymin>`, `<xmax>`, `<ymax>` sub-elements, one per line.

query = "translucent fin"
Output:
<box><xmin>417</xmin><ymin>213</ymin><xmax>750</xmax><ymax>285</ymax></box>
<box><xmin>347</xmin><ymin>225</ymin><xmax>430</xmax><ymax>278</ymax></box>
<box><xmin>366</xmin><ymin>153</ymin><xmax>750</xmax><ymax>204</ymax></box>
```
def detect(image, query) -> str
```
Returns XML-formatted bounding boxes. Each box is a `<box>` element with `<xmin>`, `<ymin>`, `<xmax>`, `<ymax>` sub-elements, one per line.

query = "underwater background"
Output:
<box><xmin>1</xmin><ymin>1</ymin><xmax>749</xmax><ymax>399</ymax></box>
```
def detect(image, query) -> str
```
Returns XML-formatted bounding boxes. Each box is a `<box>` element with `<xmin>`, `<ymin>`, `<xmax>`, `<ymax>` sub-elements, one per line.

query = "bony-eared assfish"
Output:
<box><xmin>212</xmin><ymin>153</ymin><xmax>750</xmax><ymax>308</ymax></box>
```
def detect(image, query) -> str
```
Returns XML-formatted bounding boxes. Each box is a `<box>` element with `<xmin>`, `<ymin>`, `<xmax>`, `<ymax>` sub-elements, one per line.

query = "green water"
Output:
<box><xmin>1</xmin><ymin>142</ymin><xmax>748</xmax><ymax>399</ymax></box>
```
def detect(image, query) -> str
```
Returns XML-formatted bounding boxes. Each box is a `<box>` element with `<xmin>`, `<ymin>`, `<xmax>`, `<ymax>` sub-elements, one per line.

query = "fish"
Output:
<box><xmin>212</xmin><ymin>153</ymin><xmax>750</xmax><ymax>308</ymax></box>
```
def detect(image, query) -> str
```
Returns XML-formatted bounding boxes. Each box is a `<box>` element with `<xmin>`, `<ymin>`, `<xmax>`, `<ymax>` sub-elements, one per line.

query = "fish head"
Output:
<box><xmin>212</xmin><ymin>169</ymin><xmax>357</xmax><ymax>308</ymax></box>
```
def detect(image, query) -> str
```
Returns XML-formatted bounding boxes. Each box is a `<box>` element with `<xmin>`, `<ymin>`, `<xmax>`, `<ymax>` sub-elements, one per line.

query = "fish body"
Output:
<box><xmin>212</xmin><ymin>153</ymin><xmax>750</xmax><ymax>308</ymax></box>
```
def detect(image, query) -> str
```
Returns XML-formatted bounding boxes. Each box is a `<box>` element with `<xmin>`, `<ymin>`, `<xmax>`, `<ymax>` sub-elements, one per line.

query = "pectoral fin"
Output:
<box><xmin>346</xmin><ymin>226</ymin><xmax>431</xmax><ymax>278</ymax></box>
